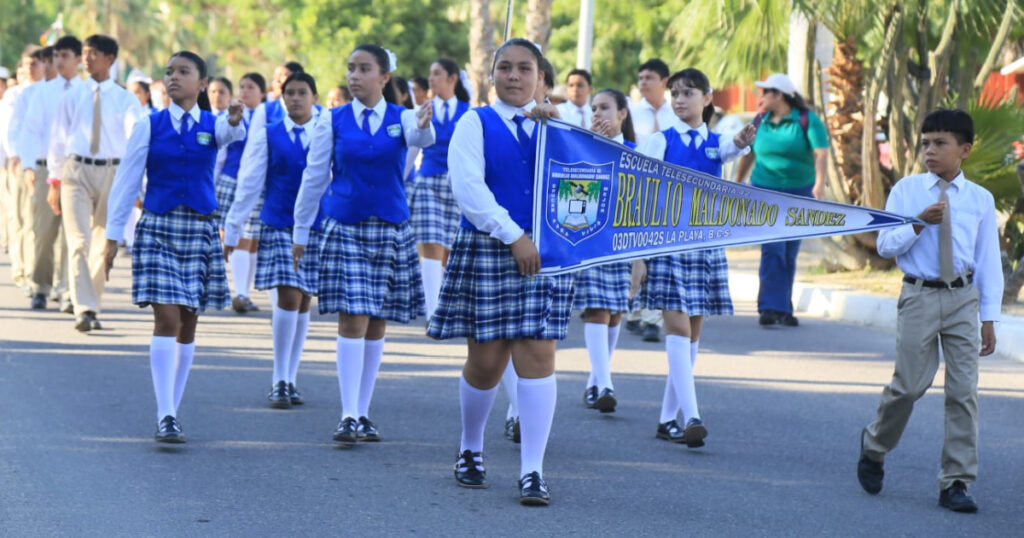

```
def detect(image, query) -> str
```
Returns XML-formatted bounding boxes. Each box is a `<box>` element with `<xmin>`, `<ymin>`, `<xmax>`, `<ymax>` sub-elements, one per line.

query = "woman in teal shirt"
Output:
<box><xmin>736</xmin><ymin>73</ymin><xmax>829</xmax><ymax>327</ymax></box>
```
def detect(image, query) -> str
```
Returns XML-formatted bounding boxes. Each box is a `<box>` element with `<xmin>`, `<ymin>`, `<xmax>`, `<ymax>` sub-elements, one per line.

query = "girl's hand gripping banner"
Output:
<box><xmin>531</xmin><ymin>120</ymin><xmax>919</xmax><ymax>275</ymax></box>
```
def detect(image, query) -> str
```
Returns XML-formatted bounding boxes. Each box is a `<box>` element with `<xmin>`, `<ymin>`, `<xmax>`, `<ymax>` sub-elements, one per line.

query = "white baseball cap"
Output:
<box><xmin>754</xmin><ymin>73</ymin><xmax>798</xmax><ymax>97</ymax></box>
<box><xmin>0</xmin><ymin>66</ymin><xmax>10</xmax><ymax>79</ymax></box>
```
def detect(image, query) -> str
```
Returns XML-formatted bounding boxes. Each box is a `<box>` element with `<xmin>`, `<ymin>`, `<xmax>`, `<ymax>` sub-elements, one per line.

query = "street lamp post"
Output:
<box><xmin>576</xmin><ymin>0</ymin><xmax>594</xmax><ymax>70</ymax></box>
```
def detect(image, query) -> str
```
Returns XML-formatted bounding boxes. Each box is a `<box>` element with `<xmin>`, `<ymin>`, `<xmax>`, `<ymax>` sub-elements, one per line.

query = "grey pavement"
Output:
<box><xmin>1</xmin><ymin>252</ymin><xmax>1023</xmax><ymax>536</ymax></box>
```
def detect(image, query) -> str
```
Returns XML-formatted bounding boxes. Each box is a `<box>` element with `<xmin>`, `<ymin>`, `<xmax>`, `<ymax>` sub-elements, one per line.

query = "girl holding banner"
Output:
<box><xmin>635</xmin><ymin>68</ymin><xmax>755</xmax><ymax>448</ymax></box>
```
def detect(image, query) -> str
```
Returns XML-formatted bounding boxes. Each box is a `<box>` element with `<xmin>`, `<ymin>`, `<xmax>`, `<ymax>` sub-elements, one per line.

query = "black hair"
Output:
<box><xmin>595</xmin><ymin>88</ymin><xmax>636</xmax><ymax>144</ymax></box>
<box><xmin>54</xmin><ymin>35</ymin><xmax>82</xmax><ymax>56</ymax></box>
<box><xmin>282</xmin><ymin>61</ymin><xmax>304</xmax><ymax>74</ymax></box>
<box><xmin>351</xmin><ymin>44</ymin><xmax>397</xmax><ymax>104</ymax></box>
<box><xmin>282</xmin><ymin>71</ymin><xmax>318</xmax><ymax>96</ymax></box>
<box><xmin>566</xmin><ymin>68</ymin><xmax>592</xmax><ymax>87</ymax></box>
<box><xmin>667</xmin><ymin>68</ymin><xmax>715</xmax><ymax>124</ymax></box>
<box><xmin>241</xmin><ymin>72</ymin><xmax>268</xmax><ymax>101</ymax></box>
<box><xmin>84</xmin><ymin>35</ymin><xmax>118</xmax><ymax>59</ymax></box>
<box><xmin>433</xmin><ymin>58</ymin><xmax>470</xmax><ymax>102</ymax></box>
<box><xmin>168</xmin><ymin>51</ymin><xmax>211</xmax><ymax>111</ymax></box>
<box><xmin>392</xmin><ymin>75</ymin><xmax>413</xmax><ymax>108</ymax></box>
<box><xmin>491</xmin><ymin>37</ymin><xmax>543</xmax><ymax>72</ymax></box>
<box><xmin>922</xmin><ymin>108</ymin><xmax>974</xmax><ymax>145</ymax></box>
<box><xmin>539</xmin><ymin>57</ymin><xmax>556</xmax><ymax>90</ymax></box>
<box><xmin>638</xmin><ymin>58</ymin><xmax>670</xmax><ymax>79</ymax></box>
<box><xmin>131</xmin><ymin>80</ymin><xmax>153</xmax><ymax>108</ymax></box>
<box><xmin>411</xmin><ymin>76</ymin><xmax>428</xmax><ymax>92</ymax></box>
<box><xmin>335</xmin><ymin>85</ymin><xmax>353</xmax><ymax>101</ymax></box>
<box><xmin>777</xmin><ymin>90</ymin><xmax>810</xmax><ymax>113</ymax></box>
<box><xmin>33</xmin><ymin>47</ymin><xmax>54</xmax><ymax>62</ymax></box>
<box><xmin>210</xmin><ymin>76</ymin><xmax>233</xmax><ymax>95</ymax></box>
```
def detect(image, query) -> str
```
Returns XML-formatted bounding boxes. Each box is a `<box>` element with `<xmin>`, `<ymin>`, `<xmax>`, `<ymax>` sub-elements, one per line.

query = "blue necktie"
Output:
<box><xmin>292</xmin><ymin>126</ymin><xmax>305</xmax><ymax>152</ymax></box>
<box><xmin>441</xmin><ymin>101</ymin><xmax>450</xmax><ymax>126</ymax></box>
<box><xmin>511</xmin><ymin>114</ymin><xmax>534</xmax><ymax>157</ymax></box>
<box><xmin>361</xmin><ymin>108</ymin><xmax>373</xmax><ymax>136</ymax></box>
<box><xmin>686</xmin><ymin>129</ymin><xmax>701</xmax><ymax>149</ymax></box>
<box><xmin>179</xmin><ymin>114</ymin><xmax>190</xmax><ymax>138</ymax></box>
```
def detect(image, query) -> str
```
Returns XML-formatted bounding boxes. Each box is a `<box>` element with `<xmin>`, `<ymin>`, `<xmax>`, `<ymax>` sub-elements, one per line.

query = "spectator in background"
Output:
<box><xmin>556</xmin><ymin>68</ymin><xmax>592</xmax><ymax>128</ymax></box>
<box><xmin>326</xmin><ymin>85</ymin><xmax>352</xmax><ymax>108</ymax></box>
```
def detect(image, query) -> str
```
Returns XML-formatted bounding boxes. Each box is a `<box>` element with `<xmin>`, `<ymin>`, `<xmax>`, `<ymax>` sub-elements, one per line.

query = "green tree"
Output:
<box><xmin>0</xmin><ymin>0</ymin><xmax>61</xmax><ymax>71</ymax></box>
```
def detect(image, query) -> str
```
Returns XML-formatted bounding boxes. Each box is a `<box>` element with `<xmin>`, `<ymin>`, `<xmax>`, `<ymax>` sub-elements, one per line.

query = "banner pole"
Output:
<box><xmin>503</xmin><ymin>0</ymin><xmax>515</xmax><ymax>41</ymax></box>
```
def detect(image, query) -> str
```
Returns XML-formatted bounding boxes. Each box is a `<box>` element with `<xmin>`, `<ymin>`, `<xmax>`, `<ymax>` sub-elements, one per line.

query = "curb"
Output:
<box><xmin>728</xmin><ymin>271</ymin><xmax>1024</xmax><ymax>363</ymax></box>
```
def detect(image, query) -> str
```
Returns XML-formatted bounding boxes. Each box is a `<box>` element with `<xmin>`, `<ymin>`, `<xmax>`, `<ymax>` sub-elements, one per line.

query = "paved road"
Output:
<box><xmin>1</xmin><ymin>253</ymin><xmax>1022</xmax><ymax>536</ymax></box>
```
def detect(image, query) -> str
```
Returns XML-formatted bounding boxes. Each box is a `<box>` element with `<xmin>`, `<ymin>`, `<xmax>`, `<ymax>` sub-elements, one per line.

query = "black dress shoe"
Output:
<box><xmin>90</xmin><ymin>316</ymin><xmax>102</xmax><ymax>331</ymax></box>
<box><xmin>779</xmin><ymin>313</ymin><xmax>799</xmax><ymax>327</ymax></box>
<box><xmin>682</xmin><ymin>418</ymin><xmax>707</xmax><ymax>448</ymax></box>
<box><xmin>30</xmin><ymin>293</ymin><xmax>46</xmax><ymax>310</ymax></box>
<box><xmin>625</xmin><ymin>319</ymin><xmax>642</xmax><ymax>334</ymax></box>
<box><xmin>454</xmin><ymin>449</ymin><xmax>486</xmax><ymax>488</ymax></box>
<box><xmin>231</xmin><ymin>295</ymin><xmax>248</xmax><ymax>314</ymax></box>
<box><xmin>593</xmin><ymin>388</ymin><xmax>617</xmax><ymax>413</ymax></box>
<box><xmin>155</xmin><ymin>415</ymin><xmax>186</xmax><ymax>443</ymax></box>
<box><xmin>332</xmin><ymin>417</ymin><xmax>358</xmax><ymax>445</ymax></box>
<box><xmin>656</xmin><ymin>420</ymin><xmax>685</xmax><ymax>442</ymax></box>
<box><xmin>74</xmin><ymin>311</ymin><xmax>96</xmax><ymax>332</ymax></box>
<box><xmin>288</xmin><ymin>383</ymin><xmax>304</xmax><ymax>405</ymax></box>
<box><xmin>857</xmin><ymin>429</ymin><xmax>884</xmax><ymax>494</ymax></box>
<box><xmin>267</xmin><ymin>381</ymin><xmax>291</xmax><ymax>409</ymax></box>
<box><xmin>583</xmin><ymin>385</ymin><xmax>598</xmax><ymax>407</ymax></box>
<box><xmin>939</xmin><ymin>480</ymin><xmax>978</xmax><ymax>513</ymax></box>
<box><xmin>518</xmin><ymin>471</ymin><xmax>550</xmax><ymax>506</ymax></box>
<box><xmin>642</xmin><ymin>323</ymin><xmax>661</xmax><ymax>342</ymax></box>
<box><xmin>356</xmin><ymin>416</ymin><xmax>381</xmax><ymax>442</ymax></box>
<box><xmin>759</xmin><ymin>310</ymin><xmax>780</xmax><ymax>326</ymax></box>
<box><xmin>245</xmin><ymin>297</ymin><xmax>260</xmax><ymax>312</ymax></box>
<box><xmin>504</xmin><ymin>417</ymin><xmax>521</xmax><ymax>443</ymax></box>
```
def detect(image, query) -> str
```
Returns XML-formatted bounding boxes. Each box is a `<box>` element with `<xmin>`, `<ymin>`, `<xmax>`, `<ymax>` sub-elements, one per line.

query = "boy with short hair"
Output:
<box><xmin>858</xmin><ymin>108</ymin><xmax>1003</xmax><ymax>513</ymax></box>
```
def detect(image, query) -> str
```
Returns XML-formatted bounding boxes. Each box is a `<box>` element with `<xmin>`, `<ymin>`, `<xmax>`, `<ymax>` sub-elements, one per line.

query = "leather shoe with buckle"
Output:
<box><xmin>155</xmin><ymin>415</ymin><xmax>186</xmax><ymax>443</ymax></box>
<box><xmin>519</xmin><ymin>471</ymin><xmax>550</xmax><ymax>506</ymax></box>
<box><xmin>656</xmin><ymin>420</ymin><xmax>685</xmax><ymax>442</ymax></box>
<box><xmin>332</xmin><ymin>417</ymin><xmax>358</xmax><ymax>445</ymax></box>
<box><xmin>593</xmin><ymin>388</ymin><xmax>616</xmax><ymax>413</ymax></box>
<box><xmin>454</xmin><ymin>449</ymin><xmax>486</xmax><ymax>488</ymax></box>
<box><xmin>267</xmin><ymin>381</ymin><xmax>291</xmax><ymax>409</ymax></box>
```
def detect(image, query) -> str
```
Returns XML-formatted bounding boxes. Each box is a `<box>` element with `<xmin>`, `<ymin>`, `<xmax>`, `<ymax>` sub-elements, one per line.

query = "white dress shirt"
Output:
<box><xmin>48</xmin><ymin>77</ymin><xmax>144</xmax><ymax>181</ymax></box>
<box><xmin>637</xmin><ymin>122</ymin><xmax>749</xmax><ymax>165</ymax></box>
<box><xmin>292</xmin><ymin>97</ymin><xmax>436</xmax><ymax>246</ymax></box>
<box><xmin>557</xmin><ymin>99</ymin><xmax>593</xmax><ymax>129</ymax></box>
<box><xmin>18</xmin><ymin>75</ymin><xmax>82</xmax><ymax>169</ymax></box>
<box><xmin>629</xmin><ymin>96</ymin><xmax>679</xmax><ymax>145</ymax></box>
<box><xmin>105</xmin><ymin>103</ymin><xmax>246</xmax><ymax>242</ymax></box>
<box><xmin>8</xmin><ymin>80</ymin><xmax>46</xmax><ymax>163</ymax></box>
<box><xmin>876</xmin><ymin>171</ymin><xmax>1003</xmax><ymax>321</ymax></box>
<box><xmin>447</xmin><ymin>99</ymin><xmax>537</xmax><ymax>246</ymax></box>
<box><xmin>432</xmin><ymin>95</ymin><xmax>460</xmax><ymax>123</ymax></box>
<box><xmin>0</xmin><ymin>83</ymin><xmax>32</xmax><ymax>160</ymax></box>
<box><xmin>224</xmin><ymin>106</ymin><xmax>320</xmax><ymax>247</ymax></box>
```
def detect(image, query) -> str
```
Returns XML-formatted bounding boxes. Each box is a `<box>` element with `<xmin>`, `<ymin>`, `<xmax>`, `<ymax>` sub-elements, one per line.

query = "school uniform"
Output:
<box><xmin>213</xmin><ymin>107</ymin><xmax>258</xmax><ymax>234</ymax></box>
<box><xmin>556</xmin><ymin>99</ymin><xmax>592</xmax><ymax>129</ymax></box>
<box><xmin>864</xmin><ymin>170</ymin><xmax>1002</xmax><ymax>494</ymax></box>
<box><xmin>629</xmin><ymin>97</ymin><xmax>679</xmax><ymax>145</ymax></box>
<box><xmin>2</xmin><ymin>80</ymin><xmax>39</xmax><ymax>292</ymax></box>
<box><xmin>410</xmin><ymin>96</ymin><xmax>469</xmax><ymax>248</ymax></box>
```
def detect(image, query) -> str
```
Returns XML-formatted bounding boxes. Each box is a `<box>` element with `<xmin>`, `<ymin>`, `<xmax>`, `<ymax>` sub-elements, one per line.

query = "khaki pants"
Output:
<box><xmin>60</xmin><ymin>158</ymin><xmax>117</xmax><ymax>315</ymax></box>
<box><xmin>26</xmin><ymin>164</ymin><xmax>64</xmax><ymax>295</ymax></box>
<box><xmin>5</xmin><ymin>162</ymin><xmax>31</xmax><ymax>288</ymax></box>
<box><xmin>863</xmin><ymin>281</ymin><xmax>980</xmax><ymax>489</ymax></box>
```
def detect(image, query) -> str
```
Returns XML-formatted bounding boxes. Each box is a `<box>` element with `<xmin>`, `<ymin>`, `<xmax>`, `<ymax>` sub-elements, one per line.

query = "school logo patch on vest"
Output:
<box><xmin>704</xmin><ymin>147</ymin><xmax>719</xmax><ymax>160</ymax></box>
<box><xmin>544</xmin><ymin>160</ymin><xmax>614</xmax><ymax>245</ymax></box>
<box><xmin>386</xmin><ymin>124</ymin><xmax>402</xmax><ymax>138</ymax></box>
<box><xmin>196</xmin><ymin>132</ymin><xmax>213</xmax><ymax>146</ymax></box>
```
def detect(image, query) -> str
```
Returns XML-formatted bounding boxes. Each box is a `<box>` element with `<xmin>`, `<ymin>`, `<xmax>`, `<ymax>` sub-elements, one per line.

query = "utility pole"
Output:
<box><xmin>576</xmin><ymin>0</ymin><xmax>594</xmax><ymax>70</ymax></box>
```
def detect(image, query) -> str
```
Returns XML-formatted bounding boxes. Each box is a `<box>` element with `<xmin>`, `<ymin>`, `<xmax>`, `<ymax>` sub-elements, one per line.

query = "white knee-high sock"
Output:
<box><xmin>518</xmin><ymin>374</ymin><xmax>557</xmax><ymax>477</ymax></box>
<box><xmin>229</xmin><ymin>250</ymin><xmax>249</xmax><ymax>297</ymax></box>
<box><xmin>502</xmin><ymin>359</ymin><xmax>518</xmax><ymax>419</ymax></box>
<box><xmin>659</xmin><ymin>378</ymin><xmax>678</xmax><ymax>423</ymax></box>
<box><xmin>272</xmin><ymin>307</ymin><xmax>298</xmax><ymax>383</ymax></box>
<box><xmin>336</xmin><ymin>336</ymin><xmax>365</xmax><ymax>419</ymax></box>
<box><xmin>666</xmin><ymin>334</ymin><xmax>699</xmax><ymax>422</ymax></box>
<box><xmin>459</xmin><ymin>375</ymin><xmax>499</xmax><ymax>453</ymax></box>
<box><xmin>357</xmin><ymin>338</ymin><xmax>385</xmax><ymax>417</ymax></box>
<box><xmin>150</xmin><ymin>336</ymin><xmax>177</xmax><ymax>419</ymax></box>
<box><xmin>690</xmin><ymin>340</ymin><xmax>699</xmax><ymax>368</ymax></box>
<box><xmin>173</xmin><ymin>341</ymin><xmax>195</xmax><ymax>414</ymax></box>
<box><xmin>287</xmin><ymin>311</ymin><xmax>311</xmax><ymax>384</ymax></box>
<box><xmin>420</xmin><ymin>258</ymin><xmax>442</xmax><ymax>319</ymax></box>
<box><xmin>608</xmin><ymin>323</ymin><xmax>622</xmax><ymax>358</ymax></box>
<box><xmin>247</xmin><ymin>251</ymin><xmax>258</xmax><ymax>296</ymax></box>
<box><xmin>268</xmin><ymin>287</ymin><xmax>278</xmax><ymax>310</ymax></box>
<box><xmin>584</xmin><ymin>322</ymin><xmax>613</xmax><ymax>390</ymax></box>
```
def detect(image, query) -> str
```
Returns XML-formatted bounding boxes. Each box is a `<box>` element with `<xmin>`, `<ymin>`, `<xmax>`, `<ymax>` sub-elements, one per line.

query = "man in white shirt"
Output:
<box><xmin>48</xmin><ymin>35</ymin><xmax>143</xmax><ymax>332</ymax></box>
<box><xmin>19</xmin><ymin>36</ymin><xmax>81</xmax><ymax>312</ymax></box>
<box><xmin>629</xmin><ymin>58</ymin><xmax>677</xmax><ymax>146</ymax></box>
<box><xmin>555</xmin><ymin>69</ymin><xmax>593</xmax><ymax>129</ymax></box>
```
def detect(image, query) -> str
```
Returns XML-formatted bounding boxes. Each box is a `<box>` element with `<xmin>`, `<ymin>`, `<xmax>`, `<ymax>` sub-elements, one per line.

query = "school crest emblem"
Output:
<box><xmin>704</xmin><ymin>147</ymin><xmax>719</xmax><ymax>160</ymax></box>
<box><xmin>544</xmin><ymin>160</ymin><xmax>613</xmax><ymax>245</ymax></box>
<box><xmin>196</xmin><ymin>132</ymin><xmax>212</xmax><ymax>146</ymax></box>
<box><xmin>386</xmin><ymin>124</ymin><xmax>402</xmax><ymax>138</ymax></box>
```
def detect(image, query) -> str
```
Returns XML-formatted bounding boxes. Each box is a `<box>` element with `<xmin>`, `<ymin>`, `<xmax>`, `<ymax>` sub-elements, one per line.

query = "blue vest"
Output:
<box><xmin>662</xmin><ymin>128</ymin><xmax>722</xmax><ymax>177</ymax></box>
<box><xmin>418</xmin><ymin>100</ymin><xmax>469</xmax><ymax>176</ymax></box>
<box><xmin>144</xmin><ymin>109</ymin><xmax>219</xmax><ymax>214</ymax></box>
<box><xmin>460</xmin><ymin>106</ymin><xmax>535</xmax><ymax>232</ymax></box>
<box><xmin>265</xmin><ymin>99</ymin><xmax>285</xmax><ymax>125</ymax></box>
<box><xmin>261</xmin><ymin>121</ymin><xmax>322</xmax><ymax>230</ymax></box>
<box><xmin>321</xmin><ymin>103</ymin><xmax>409</xmax><ymax>224</ymax></box>
<box><xmin>220</xmin><ymin>108</ymin><xmax>253</xmax><ymax>178</ymax></box>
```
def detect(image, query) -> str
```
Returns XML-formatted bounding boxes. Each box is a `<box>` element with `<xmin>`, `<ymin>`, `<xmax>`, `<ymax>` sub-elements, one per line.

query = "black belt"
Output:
<box><xmin>903</xmin><ymin>273</ymin><xmax>973</xmax><ymax>289</ymax></box>
<box><xmin>35</xmin><ymin>159</ymin><xmax>47</xmax><ymax>167</ymax></box>
<box><xmin>73</xmin><ymin>155</ymin><xmax>120</xmax><ymax>166</ymax></box>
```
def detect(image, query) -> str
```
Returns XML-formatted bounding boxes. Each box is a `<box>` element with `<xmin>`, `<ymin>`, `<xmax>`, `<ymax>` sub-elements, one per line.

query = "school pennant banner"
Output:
<box><xmin>531</xmin><ymin>120</ymin><xmax>919</xmax><ymax>275</ymax></box>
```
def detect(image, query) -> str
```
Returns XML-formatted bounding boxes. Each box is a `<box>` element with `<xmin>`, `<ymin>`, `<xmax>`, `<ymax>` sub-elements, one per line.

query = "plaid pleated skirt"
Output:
<box><xmin>131</xmin><ymin>206</ymin><xmax>229</xmax><ymax>313</ymax></box>
<box><xmin>573</xmin><ymin>261</ymin><xmax>631</xmax><ymax>313</ymax></box>
<box><xmin>316</xmin><ymin>216</ymin><xmax>424</xmax><ymax>322</ymax></box>
<box><xmin>427</xmin><ymin>228</ymin><xmax>576</xmax><ymax>342</ymax></box>
<box><xmin>409</xmin><ymin>172</ymin><xmax>461</xmax><ymax>248</ymax></box>
<box><xmin>635</xmin><ymin>247</ymin><xmax>733</xmax><ymax>316</ymax></box>
<box><xmin>254</xmin><ymin>224</ymin><xmax>318</xmax><ymax>296</ymax></box>
<box><xmin>213</xmin><ymin>172</ymin><xmax>263</xmax><ymax>238</ymax></box>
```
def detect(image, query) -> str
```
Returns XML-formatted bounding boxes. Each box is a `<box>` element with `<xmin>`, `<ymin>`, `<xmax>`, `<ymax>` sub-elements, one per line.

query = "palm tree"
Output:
<box><xmin>525</xmin><ymin>0</ymin><xmax>552</xmax><ymax>52</ymax></box>
<box><xmin>467</xmin><ymin>0</ymin><xmax>496</xmax><ymax>105</ymax></box>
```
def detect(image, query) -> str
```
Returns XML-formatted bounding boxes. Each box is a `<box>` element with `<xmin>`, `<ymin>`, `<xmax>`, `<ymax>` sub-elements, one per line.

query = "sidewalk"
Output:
<box><xmin>726</xmin><ymin>241</ymin><xmax>1024</xmax><ymax>363</ymax></box>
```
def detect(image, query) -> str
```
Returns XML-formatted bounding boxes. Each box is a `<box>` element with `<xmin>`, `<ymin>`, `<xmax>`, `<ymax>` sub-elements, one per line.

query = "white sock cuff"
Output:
<box><xmin>152</xmin><ymin>335</ymin><xmax>177</xmax><ymax>349</ymax></box>
<box><xmin>517</xmin><ymin>374</ymin><xmax>556</xmax><ymax>386</ymax></box>
<box><xmin>337</xmin><ymin>335</ymin><xmax>365</xmax><ymax>345</ymax></box>
<box><xmin>460</xmin><ymin>375</ymin><xmax>499</xmax><ymax>395</ymax></box>
<box><xmin>666</xmin><ymin>334</ymin><xmax>691</xmax><ymax>346</ymax></box>
<box><xmin>177</xmin><ymin>341</ymin><xmax>196</xmax><ymax>354</ymax></box>
<box><xmin>421</xmin><ymin>258</ymin><xmax>442</xmax><ymax>270</ymax></box>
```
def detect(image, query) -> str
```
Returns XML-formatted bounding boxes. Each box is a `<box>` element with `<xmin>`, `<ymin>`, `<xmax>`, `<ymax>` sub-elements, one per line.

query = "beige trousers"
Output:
<box><xmin>26</xmin><ymin>164</ymin><xmax>64</xmax><ymax>295</ymax></box>
<box><xmin>863</xmin><ymin>281</ymin><xmax>981</xmax><ymax>490</ymax></box>
<box><xmin>60</xmin><ymin>158</ymin><xmax>117</xmax><ymax>315</ymax></box>
<box><xmin>5</xmin><ymin>162</ymin><xmax>31</xmax><ymax>288</ymax></box>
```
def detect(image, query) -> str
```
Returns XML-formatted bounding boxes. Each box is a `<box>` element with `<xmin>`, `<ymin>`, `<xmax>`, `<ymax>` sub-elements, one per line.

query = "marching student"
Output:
<box><xmin>427</xmin><ymin>38</ymin><xmax>568</xmax><ymax>506</ymax></box>
<box><xmin>208</xmin><ymin>76</ymin><xmax>232</xmax><ymax>116</ymax></box>
<box><xmin>635</xmin><ymin>68</ymin><xmax>755</xmax><ymax>448</ymax></box>
<box><xmin>104</xmin><ymin>51</ymin><xmax>245</xmax><ymax>443</ymax></box>
<box><xmin>555</xmin><ymin>68</ymin><xmax>592</xmax><ymax>128</ymax></box>
<box><xmin>248</xmin><ymin>62</ymin><xmax>303</xmax><ymax>134</ymax></box>
<box><xmin>575</xmin><ymin>88</ymin><xmax>638</xmax><ymax>413</ymax></box>
<box><xmin>128</xmin><ymin>80</ymin><xmax>156</xmax><ymax>114</ymax></box>
<box><xmin>225</xmin><ymin>71</ymin><xmax>321</xmax><ymax>409</ymax></box>
<box><xmin>291</xmin><ymin>44</ymin><xmax>434</xmax><ymax>445</ymax></box>
<box><xmin>48</xmin><ymin>35</ymin><xmax>144</xmax><ymax>332</ymax></box>
<box><xmin>214</xmin><ymin>72</ymin><xmax>266</xmax><ymax>313</ymax></box>
<box><xmin>326</xmin><ymin>85</ymin><xmax>352</xmax><ymax>108</ymax></box>
<box><xmin>410</xmin><ymin>57</ymin><xmax>471</xmax><ymax>318</ymax></box>
<box><xmin>410</xmin><ymin>76</ymin><xmax>429</xmax><ymax>107</ymax></box>
<box><xmin>150</xmin><ymin>80</ymin><xmax>170</xmax><ymax>110</ymax></box>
